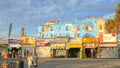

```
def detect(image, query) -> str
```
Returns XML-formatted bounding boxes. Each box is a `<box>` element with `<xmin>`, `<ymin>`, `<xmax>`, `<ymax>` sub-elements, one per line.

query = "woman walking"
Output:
<box><xmin>28</xmin><ymin>53</ymin><xmax>34</xmax><ymax>68</ymax></box>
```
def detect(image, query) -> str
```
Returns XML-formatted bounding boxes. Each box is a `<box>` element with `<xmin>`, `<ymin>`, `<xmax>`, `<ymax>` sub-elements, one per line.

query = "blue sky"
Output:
<box><xmin>0</xmin><ymin>0</ymin><xmax>120</xmax><ymax>38</ymax></box>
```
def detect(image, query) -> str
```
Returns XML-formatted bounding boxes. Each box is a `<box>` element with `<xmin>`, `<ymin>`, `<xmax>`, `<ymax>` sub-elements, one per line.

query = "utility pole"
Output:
<box><xmin>8</xmin><ymin>23</ymin><xmax>12</xmax><ymax>38</ymax></box>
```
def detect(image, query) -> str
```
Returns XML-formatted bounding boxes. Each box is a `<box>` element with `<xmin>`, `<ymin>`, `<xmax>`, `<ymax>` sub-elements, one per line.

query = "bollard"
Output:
<box><xmin>16</xmin><ymin>61</ymin><xmax>19</xmax><ymax>68</ymax></box>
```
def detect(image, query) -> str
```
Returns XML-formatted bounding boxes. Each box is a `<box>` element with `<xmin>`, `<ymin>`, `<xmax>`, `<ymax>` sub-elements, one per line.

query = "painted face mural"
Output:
<box><xmin>38</xmin><ymin>19</ymin><xmax>98</xmax><ymax>38</ymax></box>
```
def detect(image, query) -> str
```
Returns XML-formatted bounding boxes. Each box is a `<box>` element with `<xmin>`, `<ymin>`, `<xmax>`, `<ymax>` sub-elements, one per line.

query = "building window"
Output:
<box><xmin>86</xmin><ymin>26</ymin><xmax>88</xmax><ymax>30</ymax></box>
<box><xmin>100</xmin><ymin>25</ymin><xmax>102</xmax><ymax>30</ymax></box>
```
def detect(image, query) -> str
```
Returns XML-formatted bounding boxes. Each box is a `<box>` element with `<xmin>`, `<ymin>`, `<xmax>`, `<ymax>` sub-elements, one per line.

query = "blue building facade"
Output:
<box><xmin>38</xmin><ymin>18</ymin><xmax>98</xmax><ymax>38</ymax></box>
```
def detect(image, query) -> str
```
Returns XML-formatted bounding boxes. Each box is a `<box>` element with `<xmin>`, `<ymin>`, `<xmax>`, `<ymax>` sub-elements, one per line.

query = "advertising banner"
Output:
<box><xmin>8</xmin><ymin>39</ymin><xmax>21</xmax><ymax>44</ymax></box>
<box><xmin>83</xmin><ymin>43</ymin><xmax>97</xmax><ymax>48</ymax></box>
<box><xmin>99</xmin><ymin>33</ymin><xmax>117</xmax><ymax>43</ymax></box>
<box><xmin>82</xmin><ymin>38</ymin><xmax>99</xmax><ymax>43</ymax></box>
<box><xmin>70</xmin><ymin>38</ymin><xmax>82</xmax><ymax>42</ymax></box>
<box><xmin>54</xmin><ymin>37</ymin><xmax>69</xmax><ymax>43</ymax></box>
<box><xmin>36</xmin><ymin>39</ymin><xmax>50</xmax><ymax>46</ymax></box>
<box><xmin>50</xmin><ymin>44</ymin><xmax>66</xmax><ymax>49</ymax></box>
<box><xmin>99</xmin><ymin>44</ymin><xmax>117</xmax><ymax>47</ymax></box>
<box><xmin>47</xmin><ymin>20</ymin><xmax>59</xmax><ymax>25</ymax></box>
<box><xmin>21</xmin><ymin>36</ymin><xmax>35</xmax><ymax>45</ymax></box>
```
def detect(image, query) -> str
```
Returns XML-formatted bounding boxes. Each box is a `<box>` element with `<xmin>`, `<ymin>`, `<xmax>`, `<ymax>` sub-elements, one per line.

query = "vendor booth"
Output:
<box><xmin>50</xmin><ymin>37</ymin><xmax>69</xmax><ymax>58</ymax></box>
<box><xmin>8</xmin><ymin>39</ymin><xmax>22</xmax><ymax>58</ymax></box>
<box><xmin>82</xmin><ymin>38</ymin><xmax>99</xmax><ymax>58</ymax></box>
<box><xmin>99</xmin><ymin>33</ymin><xmax>118</xmax><ymax>58</ymax></box>
<box><xmin>67</xmin><ymin>38</ymin><xmax>82</xmax><ymax>58</ymax></box>
<box><xmin>21</xmin><ymin>36</ymin><xmax>35</xmax><ymax>58</ymax></box>
<box><xmin>36</xmin><ymin>39</ymin><xmax>50</xmax><ymax>58</ymax></box>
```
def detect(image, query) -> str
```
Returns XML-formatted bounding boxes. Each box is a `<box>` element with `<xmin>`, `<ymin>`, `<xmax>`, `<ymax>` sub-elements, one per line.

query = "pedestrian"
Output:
<box><xmin>33</xmin><ymin>53</ymin><xmax>38</xmax><ymax>68</ymax></box>
<box><xmin>27</xmin><ymin>53</ymin><xmax>34</xmax><ymax>68</ymax></box>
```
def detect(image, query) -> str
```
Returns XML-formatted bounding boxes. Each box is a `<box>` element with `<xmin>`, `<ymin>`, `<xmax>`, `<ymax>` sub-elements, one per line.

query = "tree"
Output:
<box><xmin>105</xmin><ymin>19</ymin><xmax>116</xmax><ymax>33</ymax></box>
<box><xmin>114</xmin><ymin>3</ymin><xmax>120</xmax><ymax>33</ymax></box>
<box><xmin>105</xmin><ymin>3</ymin><xmax>120</xmax><ymax>33</ymax></box>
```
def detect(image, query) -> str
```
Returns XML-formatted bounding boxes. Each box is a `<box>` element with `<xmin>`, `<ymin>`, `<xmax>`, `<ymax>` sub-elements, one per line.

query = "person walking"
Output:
<box><xmin>28</xmin><ymin>53</ymin><xmax>34</xmax><ymax>68</ymax></box>
<box><xmin>33</xmin><ymin>53</ymin><xmax>38</xmax><ymax>68</ymax></box>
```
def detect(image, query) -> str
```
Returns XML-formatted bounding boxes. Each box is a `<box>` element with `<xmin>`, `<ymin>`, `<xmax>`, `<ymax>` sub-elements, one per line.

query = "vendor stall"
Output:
<box><xmin>67</xmin><ymin>38</ymin><xmax>82</xmax><ymax>58</ymax></box>
<box><xmin>82</xmin><ymin>38</ymin><xmax>99</xmax><ymax>58</ymax></box>
<box><xmin>50</xmin><ymin>37</ymin><xmax>69</xmax><ymax>58</ymax></box>
<box><xmin>99</xmin><ymin>33</ymin><xmax>118</xmax><ymax>58</ymax></box>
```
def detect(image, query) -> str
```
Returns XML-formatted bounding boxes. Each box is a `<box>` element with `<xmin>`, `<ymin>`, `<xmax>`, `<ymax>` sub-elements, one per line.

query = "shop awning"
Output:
<box><xmin>67</xmin><ymin>42</ymin><xmax>82</xmax><ymax>48</ymax></box>
<box><xmin>9</xmin><ymin>44</ymin><xmax>21</xmax><ymax>48</ymax></box>
<box><xmin>99</xmin><ymin>44</ymin><xmax>117</xmax><ymax>47</ymax></box>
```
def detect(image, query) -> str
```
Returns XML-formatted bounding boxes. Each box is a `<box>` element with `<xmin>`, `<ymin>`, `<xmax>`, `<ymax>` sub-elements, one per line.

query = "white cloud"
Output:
<box><xmin>103</xmin><ymin>13</ymin><xmax>115</xmax><ymax>20</ymax></box>
<box><xmin>67</xmin><ymin>0</ymin><xmax>79</xmax><ymax>6</ymax></box>
<box><xmin>0</xmin><ymin>0</ymin><xmax>120</xmax><ymax>37</ymax></box>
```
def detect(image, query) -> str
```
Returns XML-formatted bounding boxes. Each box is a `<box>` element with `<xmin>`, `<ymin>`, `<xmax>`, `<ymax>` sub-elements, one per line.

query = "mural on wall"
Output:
<box><xmin>38</xmin><ymin>19</ymin><xmax>98</xmax><ymax>38</ymax></box>
<box><xmin>76</xmin><ymin>19</ymin><xmax>98</xmax><ymax>38</ymax></box>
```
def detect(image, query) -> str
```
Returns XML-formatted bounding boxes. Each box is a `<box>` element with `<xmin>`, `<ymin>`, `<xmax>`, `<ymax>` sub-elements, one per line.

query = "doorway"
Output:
<box><xmin>85</xmin><ymin>48</ymin><xmax>96</xmax><ymax>58</ymax></box>
<box><xmin>69</xmin><ymin>48</ymin><xmax>80</xmax><ymax>58</ymax></box>
<box><xmin>85</xmin><ymin>48</ymin><xmax>91</xmax><ymax>58</ymax></box>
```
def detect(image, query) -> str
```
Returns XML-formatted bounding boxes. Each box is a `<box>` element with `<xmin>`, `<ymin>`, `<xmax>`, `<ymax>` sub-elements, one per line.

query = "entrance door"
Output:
<box><xmin>85</xmin><ymin>48</ymin><xmax>96</xmax><ymax>58</ymax></box>
<box><xmin>69</xmin><ymin>48</ymin><xmax>80</xmax><ymax>58</ymax></box>
<box><xmin>85</xmin><ymin>48</ymin><xmax>91</xmax><ymax>58</ymax></box>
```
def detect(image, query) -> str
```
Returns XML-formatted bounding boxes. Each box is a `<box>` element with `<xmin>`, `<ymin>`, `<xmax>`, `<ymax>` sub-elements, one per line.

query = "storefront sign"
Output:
<box><xmin>47</xmin><ymin>20</ymin><xmax>59</xmax><ymax>25</ymax></box>
<box><xmin>50</xmin><ymin>44</ymin><xmax>66</xmax><ymax>49</ymax></box>
<box><xmin>67</xmin><ymin>42</ymin><xmax>82</xmax><ymax>48</ymax></box>
<box><xmin>99</xmin><ymin>33</ymin><xmax>116</xmax><ymax>43</ymax></box>
<box><xmin>21</xmin><ymin>36</ymin><xmax>35</xmax><ymax>45</ymax></box>
<box><xmin>99</xmin><ymin>44</ymin><xmax>117</xmax><ymax>47</ymax></box>
<box><xmin>82</xmin><ymin>38</ymin><xmax>98</xmax><ymax>43</ymax></box>
<box><xmin>54</xmin><ymin>37</ymin><xmax>69</xmax><ymax>43</ymax></box>
<box><xmin>36</xmin><ymin>39</ymin><xmax>50</xmax><ymax>46</ymax></box>
<box><xmin>70</xmin><ymin>38</ymin><xmax>82</xmax><ymax>42</ymax></box>
<box><xmin>83</xmin><ymin>43</ymin><xmax>97</xmax><ymax>48</ymax></box>
<box><xmin>8</xmin><ymin>39</ymin><xmax>21</xmax><ymax>44</ymax></box>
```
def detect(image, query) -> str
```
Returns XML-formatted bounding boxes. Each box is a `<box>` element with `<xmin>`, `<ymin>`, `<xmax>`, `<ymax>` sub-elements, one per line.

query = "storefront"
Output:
<box><xmin>21</xmin><ymin>45</ymin><xmax>35</xmax><ymax>58</ymax></box>
<box><xmin>8</xmin><ymin>39</ymin><xmax>22</xmax><ymax>58</ymax></box>
<box><xmin>36</xmin><ymin>39</ymin><xmax>50</xmax><ymax>58</ymax></box>
<box><xmin>67</xmin><ymin>38</ymin><xmax>82</xmax><ymax>58</ymax></box>
<box><xmin>8</xmin><ymin>44</ymin><xmax>22</xmax><ymax>58</ymax></box>
<box><xmin>82</xmin><ymin>38</ymin><xmax>99</xmax><ymax>58</ymax></box>
<box><xmin>21</xmin><ymin>36</ymin><xmax>35</xmax><ymax>58</ymax></box>
<box><xmin>50</xmin><ymin>43</ymin><xmax>66</xmax><ymax>58</ymax></box>
<box><xmin>99</xmin><ymin>43</ymin><xmax>118</xmax><ymax>58</ymax></box>
<box><xmin>99</xmin><ymin>33</ymin><xmax>118</xmax><ymax>58</ymax></box>
<box><xmin>50</xmin><ymin>37</ymin><xmax>69</xmax><ymax>58</ymax></box>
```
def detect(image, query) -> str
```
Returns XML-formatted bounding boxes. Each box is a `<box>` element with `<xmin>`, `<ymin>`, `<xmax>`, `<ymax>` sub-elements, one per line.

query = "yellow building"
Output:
<box><xmin>97</xmin><ymin>17</ymin><xmax>105</xmax><ymax>34</ymax></box>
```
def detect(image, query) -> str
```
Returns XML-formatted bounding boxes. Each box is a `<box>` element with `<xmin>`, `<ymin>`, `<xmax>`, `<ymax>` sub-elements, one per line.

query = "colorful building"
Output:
<box><xmin>21</xmin><ymin>36</ymin><xmax>35</xmax><ymax>58</ymax></box>
<box><xmin>37</xmin><ymin>17</ymin><xmax>105</xmax><ymax>58</ymax></box>
<box><xmin>38</xmin><ymin>18</ymin><xmax>98</xmax><ymax>39</ymax></box>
